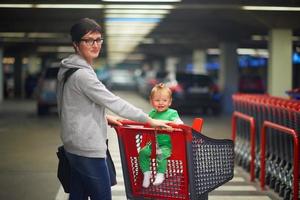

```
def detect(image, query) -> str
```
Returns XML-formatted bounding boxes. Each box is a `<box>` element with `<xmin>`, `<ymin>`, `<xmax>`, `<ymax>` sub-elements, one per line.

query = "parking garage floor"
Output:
<box><xmin>0</xmin><ymin>91</ymin><xmax>281</xmax><ymax>200</ymax></box>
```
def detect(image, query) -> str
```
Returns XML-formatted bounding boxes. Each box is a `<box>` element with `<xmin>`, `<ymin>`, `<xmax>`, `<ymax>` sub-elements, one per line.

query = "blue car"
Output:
<box><xmin>35</xmin><ymin>65</ymin><xmax>59</xmax><ymax>116</ymax></box>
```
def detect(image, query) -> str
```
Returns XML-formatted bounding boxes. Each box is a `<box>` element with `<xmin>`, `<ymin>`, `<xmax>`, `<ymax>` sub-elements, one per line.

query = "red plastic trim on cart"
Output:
<box><xmin>260</xmin><ymin>121</ymin><xmax>299</xmax><ymax>200</ymax></box>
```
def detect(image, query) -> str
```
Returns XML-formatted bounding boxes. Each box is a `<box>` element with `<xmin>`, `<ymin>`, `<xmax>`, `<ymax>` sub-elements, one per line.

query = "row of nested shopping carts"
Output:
<box><xmin>232</xmin><ymin>94</ymin><xmax>300</xmax><ymax>200</ymax></box>
<box><xmin>112</xmin><ymin>119</ymin><xmax>234</xmax><ymax>200</ymax></box>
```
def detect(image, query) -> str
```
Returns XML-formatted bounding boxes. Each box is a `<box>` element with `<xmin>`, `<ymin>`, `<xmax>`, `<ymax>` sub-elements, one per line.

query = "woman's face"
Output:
<box><xmin>75</xmin><ymin>31</ymin><xmax>103</xmax><ymax>65</ymax></box>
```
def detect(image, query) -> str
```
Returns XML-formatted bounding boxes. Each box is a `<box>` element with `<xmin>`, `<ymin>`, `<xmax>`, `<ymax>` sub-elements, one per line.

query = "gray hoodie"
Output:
<box><xmin>57</xmin><ymin>54</ymin><xmax>148</xmax><ymax>158</ymax></box>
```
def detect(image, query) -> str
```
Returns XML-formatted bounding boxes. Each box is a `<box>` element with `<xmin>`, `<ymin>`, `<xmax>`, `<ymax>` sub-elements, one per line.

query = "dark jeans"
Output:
<box><xmin>65</xmin><ymin>151</ymin><xmax>112</xmax><ymax>200</ymax></box>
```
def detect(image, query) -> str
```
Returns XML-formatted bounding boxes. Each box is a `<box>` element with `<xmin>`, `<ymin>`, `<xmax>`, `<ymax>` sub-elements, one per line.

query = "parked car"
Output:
<box><xmin>35</xmin><ymin>64</ymin><xmax>59</xmax><ymax>116</ymax></box>
<box><xmin>138</xmin><ymin>71</ymin><xmax>222</xmax><ymax>115</ymax></box>
<box><xmin>105</xmin><ymin>69</ymin><xmax>137</xmax><ymax>91</ymax></box>
<box><xmin>169</xmin><ymin>73</ymin><xmax>222</xmax><ymax>115</ymax></box>
<box><xmin>238</xmin><ymin>75</ymin><xmax>266</xmax><ymax>94</ymax></box>
<box><xmin>136</xmin><ymin>70</ymin><xmax>168</xmax><ymax>98</ymax></box>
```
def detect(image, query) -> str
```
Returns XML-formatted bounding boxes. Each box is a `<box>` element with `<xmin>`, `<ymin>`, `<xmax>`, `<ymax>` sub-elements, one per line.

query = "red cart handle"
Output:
<box><xmin>109</xmin><ymin>119</ymin><xmax>185</xmax><ymax>131</ymax></box>
<box><xmin>117</xmin><ymin>119</ymin><xmax>149</xmax><ymax>126</ymax></box>
<box><xmin>109</xmin><ymin>118</ymin><xmax>204</xmax><ymax>132</ymax></box>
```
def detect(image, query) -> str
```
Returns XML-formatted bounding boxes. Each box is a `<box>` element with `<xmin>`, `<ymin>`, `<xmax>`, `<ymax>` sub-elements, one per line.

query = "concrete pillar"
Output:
<box><xmin>14</xmin><ymin>54</ymin><xmax>23</xmax><ymax>99</ymax></box>
<box><xmin>165</xmin><ymin>57</ymin><xmax>178</xmax><ymax>73</ymax></box>
<box><xmin>165</xmin><ymin>57</ymin><xmax>179</xmax><ymax>81</ymax></box>
<box><xmin>219</xmin><ymin>42</ymin><xmax>238</xmax><ymax>114</ymax></box>
<box><xmin>268</xmin><ymin>29</ymin><xmax>292</xmax><ymax>97</ymax></box>
<box><xmin>193</xmin><ymin>49</ymin><xmax>207</xmax><ymax>74</ymax></box>
<box><xmin>0</xmin><ymin>48</ymin><xmax>3</xmax><ymax>102</ymax></box>
<box><xmin>152</xmin><ymin>60</ymin><xmax>162</xmax><ymax>72</ymax></box>
<box><xmin>27</xmin><ymin>55</ymin><xmax>41</xmax><ymax>74</ymax></box>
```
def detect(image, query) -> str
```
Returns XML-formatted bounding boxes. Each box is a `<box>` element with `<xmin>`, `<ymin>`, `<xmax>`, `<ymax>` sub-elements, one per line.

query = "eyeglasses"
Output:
<box><xmin>80</xmin><ymin>38</ymin><xmax>104</xmax><ymax>46</ymax></box>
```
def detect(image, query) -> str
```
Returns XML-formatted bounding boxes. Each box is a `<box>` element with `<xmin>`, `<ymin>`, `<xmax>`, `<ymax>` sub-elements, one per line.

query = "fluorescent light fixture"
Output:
<box><xmin>104</xmin><ymin>4</ymin><xmax>171</xmax><ymax>65</ymax></box>
<box><xmin>105</xmin><ymin>9</ymin><xmax>170</xmax><ymax>14</ymax></box>
<box><xmin>0</xmin><ymin>3</ymin><xmax>175</xmax><ymax>10</ymax></box>
<box><xmin>0</xmin><ymin>4</ymin><xmax>103</xmax><ymax>9</ymax></box>
<box><xmin>37</xmin><ymin>46</ymin><xmax>73</xmax><ymax>53</ymax></box>
<box><xmin>105</xmin><ymin>18</ymin><xmax>161</xmax><ymax>23</ymax></box>
<box><xmin>142</xmin><ymin>38</ymin><xmax>155</xmax><ymax>44</ymax></box>
<box><xmin>105</xmin><ymin>21</ymin><xmax>158</xmax><ymax>27</ymax></box>
<box><xmin>242</xmin><ymin>6</ymin><xmax>300</xmax><ymax>11</ymax></box>
<box><xmin>27</xmin><ymin>32</ymin><xmax>66</xmax><ymax>38</ymax></box>
<box><xmin>0</xmin><ymin>32</ymin><xmax>25</xmax><ymax>37</ymax></box>
<box><xmin>251</xmin><ymin>35</ymin><xmax>267</xmax><ymax>41</ymax></box>
<box><xmin>0</xmin><ymin>4</ymin><xmax>32</xmax><ymax>8</ymax></box>
<box><xmin>0</xmin><ymin>32</ymin><xmax>68</xmax><ymax>39</ymax></box>
<box><xmin>2</xmin><ymin>57</ymin><xmax>15</xmax><ymax>64</ymax></box>
<box><xmin>126</xmin><ymin>53</ymin><xmax>145</xmax><ymax>60</ymax></box>
<box><xmin>105</xmin><ymin>14</ymin><xmax>165</xmax><ymax>18</ymax></box>
<box><xmin>35</xmin><ymin>4</ymin><xmax>104</xmax><ymax>9</ymax></box>
<box><xmin>103</xmin><ymin>0</ymin><xmax>180</xmax><ymax>2</ymax></box>
<box><xmin>206</xmin><ymin>48</ymin><xmax>220</xmax><ymax>55</ymax></box>
<box><xmin>104</xmin><ymin>4</ymin><xmax>175</xmax><ymax>9</ymax></box>
<box><xmin>237</xmin><ymin>48</ymin><xmax>268</xmax><ymax>57</ymax></box>
<box><xmin>107</xmin><ymin>28</ymin><xmax>157</xmax><ymax>35</ymax></box>
<box><xmin>207</xmin><ymin>48</ymin><xmax>268</xmax><ymax>57</ymax></box>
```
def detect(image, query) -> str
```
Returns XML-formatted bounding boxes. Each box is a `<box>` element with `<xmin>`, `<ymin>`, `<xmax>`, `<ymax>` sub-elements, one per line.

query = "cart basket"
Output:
<box><xmin>113</xmin><ymin>120</ymin><xmax>234</xmax><ymax>200</ymax></box>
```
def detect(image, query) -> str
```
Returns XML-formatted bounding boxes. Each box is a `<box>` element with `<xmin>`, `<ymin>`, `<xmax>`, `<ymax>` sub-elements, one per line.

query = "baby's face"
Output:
<box><xmin>151</xmin><ymin>92</ymin><xmax>172</xmax><ymax>112</ymax></box>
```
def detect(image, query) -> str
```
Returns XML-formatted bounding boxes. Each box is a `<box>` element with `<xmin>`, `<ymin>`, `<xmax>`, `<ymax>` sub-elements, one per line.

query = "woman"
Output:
<box><xmin>56</xmin><ymin>18</ymin><xmax>170</xmax><ymax>200</ymax></box>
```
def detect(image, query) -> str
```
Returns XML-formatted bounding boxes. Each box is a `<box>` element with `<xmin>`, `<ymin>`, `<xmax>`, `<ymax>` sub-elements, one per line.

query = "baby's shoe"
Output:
<box><xmin>142</xmin><ymin>171</ymin><xmax>151</xmax><ymax>188</ymax></box>
<box><xmin>153</xmin><ymin>173</ymin><xmax>165</xmax><ymax>186</ymax></box>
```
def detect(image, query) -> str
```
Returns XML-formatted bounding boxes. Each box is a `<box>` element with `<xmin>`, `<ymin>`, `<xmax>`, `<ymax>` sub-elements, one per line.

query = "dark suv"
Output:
<box><xmin>169</xmin><ymin>73</ymin><xmax>222</xmax><ymax>115</ymax></box>
<box><xmin>35</xmin><ymin>64</ymin><xmax>59</xmax><ymax>116</ymax></box>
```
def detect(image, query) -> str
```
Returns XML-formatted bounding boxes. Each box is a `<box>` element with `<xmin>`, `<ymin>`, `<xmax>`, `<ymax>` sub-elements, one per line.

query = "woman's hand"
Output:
<box><xmin>106</xmin><ymin>115</ymin><xmax>123</xmax><ymax>126</ymax></box>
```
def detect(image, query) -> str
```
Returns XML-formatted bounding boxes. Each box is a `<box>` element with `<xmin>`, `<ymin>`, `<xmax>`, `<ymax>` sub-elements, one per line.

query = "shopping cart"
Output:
<box><xmin>112</xmin><ymin>118</ymin><xmax>234</xmax><ymax>200</ymax></box>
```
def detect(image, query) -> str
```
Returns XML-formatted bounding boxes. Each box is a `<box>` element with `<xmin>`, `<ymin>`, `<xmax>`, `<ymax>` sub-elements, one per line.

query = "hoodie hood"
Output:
<box><xmin>61</xmin><ymin>54</ymin><xmax>92</xmax><ymax>70</ymax></box>
<box><xmin>58</xmin><ymin>54</ymin><xmax>93</xmax><ymax>81</ymax></box>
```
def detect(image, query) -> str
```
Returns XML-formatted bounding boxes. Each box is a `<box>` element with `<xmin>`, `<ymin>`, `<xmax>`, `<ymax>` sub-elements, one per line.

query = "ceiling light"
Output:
<box><xmin>37</xmin><ymin>46</ymin><xmax>73</xmax><ymax>53</ymax></box>
<box><xmin>105</xmin><ymin>4</ymin><xmax>175</xmax><ymax>9</ymax></box>
<box><xmin>103</xmin><ymin>0</ymin><xmax>180</xmax><ymax>2</ymax></box>
<box><xmin>237</xmin><ymin>48</ymin><xmax>268</xmax><ymax>57</ymax></box>
<box><xmin>27</xmin><ymin>33</ymin><xmax>66</xmax><ymax>38</ymax></box>
<box><xmin>105</xmin><ymin>9</ymin><xmax>170</xmax><ymax>14</ymax></box>
<box><xmin>0</xmin><ymin>4</ymin><xmax>32</xmax><ymax>8</ymax></box>
<box><xmin>35</xmin><ymin>4</ymin><xmax>104</xmax><ymax>9</ymax></box>
<box><xmin>106</xmin><ymin>14</ymin><xmax>165</xmax><ymax>18</ymax></box>
<box><xmin>242</xmin><ymin>6</ymin><xmax>300</xmax><ymax>11</ymax></box>
<box><xmin>2</xmin><ymin>57</ymin><xmax>15</xmax><ymax>64</ymax></box>
<box><xmin>0</xmin><ymin>32</ymin><xmax>25</xmax><ymax>37</ymax></box>
<box><xmin>0</xmin><ymin>4</ymin><xmax>103</xmax><ymax>9</ymax></box>
<box><xmin>251</xmin><ymin>35</ymin><xmax>268</xmax><ymax>41</ymax></box>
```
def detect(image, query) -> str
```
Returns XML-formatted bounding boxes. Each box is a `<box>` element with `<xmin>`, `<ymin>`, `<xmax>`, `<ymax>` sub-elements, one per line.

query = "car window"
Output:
<box><xmin>176</xmin><ymin>73</ymin><xmax>213</xmax><ymax>86</ymax></box>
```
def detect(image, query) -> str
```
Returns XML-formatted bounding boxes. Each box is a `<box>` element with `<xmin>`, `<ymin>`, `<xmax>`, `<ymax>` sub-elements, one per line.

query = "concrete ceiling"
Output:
<box><xmin>1</xmin><ymin>0</ymin><xmax>300</xmax><ymax>63</ymax></box>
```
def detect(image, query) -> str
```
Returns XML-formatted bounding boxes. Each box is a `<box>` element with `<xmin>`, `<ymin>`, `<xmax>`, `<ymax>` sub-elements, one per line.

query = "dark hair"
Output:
<box><xmin>70</xmin><ymin>18</ymin><xmax>102</xmax><ymax>43</ymax></box>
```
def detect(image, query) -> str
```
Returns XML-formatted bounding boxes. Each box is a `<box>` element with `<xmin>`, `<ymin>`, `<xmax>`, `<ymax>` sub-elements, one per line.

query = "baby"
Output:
<box><xmin>139</xmin><ymin>83</ymin><xmax>183</xmax><ymax>188</ymax></box>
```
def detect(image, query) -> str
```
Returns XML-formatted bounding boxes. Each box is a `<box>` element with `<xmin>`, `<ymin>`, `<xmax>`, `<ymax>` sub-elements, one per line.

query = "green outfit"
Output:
<box><xmin>139</xmin><ymin>108</ymin><xmax>181</xmax><ymax>173</ymax></box>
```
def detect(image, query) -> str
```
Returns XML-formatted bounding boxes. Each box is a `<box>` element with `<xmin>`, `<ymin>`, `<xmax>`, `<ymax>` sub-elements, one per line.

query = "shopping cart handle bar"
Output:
<box><xmin>109</xmin><ymin>119</ymin><xmax>188</xmax><ymax>131</ymax></box>
<box><xmin>119</xmin><ymin>119</ymin><xmax>148</xmax><ymax>126</ymax></box>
